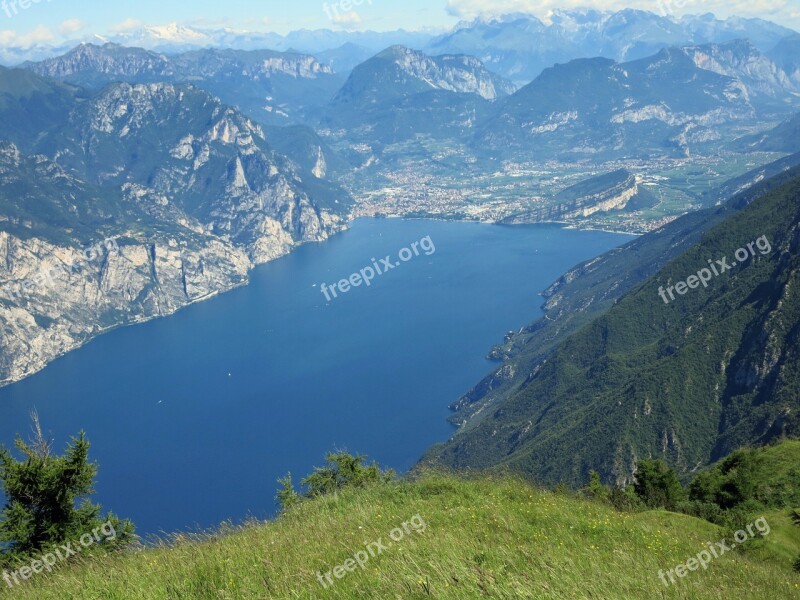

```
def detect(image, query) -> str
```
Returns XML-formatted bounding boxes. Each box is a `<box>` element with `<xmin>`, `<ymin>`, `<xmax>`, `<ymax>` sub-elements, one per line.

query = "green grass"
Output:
<box><xmin>1</xmin><ymin>474</ymin><xmax>798</xmax><ymax>599</ymax></box>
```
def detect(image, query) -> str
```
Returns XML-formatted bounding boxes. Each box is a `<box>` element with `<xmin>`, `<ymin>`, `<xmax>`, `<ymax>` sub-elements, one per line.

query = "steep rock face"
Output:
<box><xmin>52</xmin><ymin>82</ymin><xmax>348</xmax><ymax>263</ymax></box>
<box><xmin>378</xmin><ymin>46</ymin><xmax>516</xmax><ymax>100</ymax></box>
<box><xmin>0</xmin><ymin>79</ymin><xmax>350</xmax><ymax>388</ymax></box>
<box><xmin>554</xmin><ymin>170</ymin><xmax>640</xmax><ymax>219</ymax></box>
<box><xmin>501</xmin><ymin>170</ymin><xmax>651</xmax><ymax>225</ymax></box>
<box><xmin>0</xmin><ymin>228</ymin><xmax>252</xmax><ymax>387</ymax></box>
<box><xmin>330</xmin><ymin>45</ymin><xmax>515</xmax><ymax>106</ymax></box>
<box><xmin>24</xmin><ymin>44</ymin><xmax>343</xmax><ymax>127</ymax></box>
<box><xmin>240</xmin><ymin>54</ymin><xmax>333</xmax><ymax>79</ymax></box>
<box><xmin>683</xmin><ymin>40</ymin><xmax>797</xmax><ymax>97</ymax></box>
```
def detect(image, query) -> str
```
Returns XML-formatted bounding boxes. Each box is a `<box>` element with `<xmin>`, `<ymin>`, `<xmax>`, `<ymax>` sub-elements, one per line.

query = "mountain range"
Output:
<box><xmin>15</xmin><ymin>17</ymin><xmax>800</xmax><ymax>166</ymax></box>
<box><xmin>3</xmin><ymin>9</ymin><xmax>797</xmax><ymax>86</ymax></box>
<box><xmin>476</xmin><ymin>45</ymin><xmax>762</xmax><ymax>160</ymax></box>
<box><xmin>429</xmin><ymin>10</ymin><xmax>798</xmax><ymax>83</ymax></box>
<box><xmin>24</xmin><ymin>43</ymin><xmax>345</xmax><ymax>126</ymax></box>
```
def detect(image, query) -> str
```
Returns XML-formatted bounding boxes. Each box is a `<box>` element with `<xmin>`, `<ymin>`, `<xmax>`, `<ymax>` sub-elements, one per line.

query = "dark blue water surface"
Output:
<box><xmin>0</xmin><ymin>219</ymin><xmax>631</xmax><ymax>535</ymax></box>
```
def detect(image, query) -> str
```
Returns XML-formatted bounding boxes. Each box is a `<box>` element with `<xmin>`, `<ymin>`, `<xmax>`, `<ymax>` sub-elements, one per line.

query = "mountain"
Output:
<box><xmin>768</xmin><ymin>33</ymin><xmax>800</xmax><ymax>87</ymax></box>
<box><xmin>427</xmin><ymin>10</ymin><xmax>798</xmax><ymax>83</ymax></box>
<box><xmin>735</xmin><ymin>112</ymin><xmax>800</xmax><ymax>153</ymax></box>
<box><xmin>24</xmin><ymin>43</ymin><xmax>345</xmax><ymax>126</ymax></box>
<box><xmin>107</xmin><ymin>25</ymin><xmax>435</xmax><ymax>55</ymax></box>
<box><xmin>445</xmin><ymin>156</ymin><xmax>800</xmax><ymax>428</ymax></box>
<box><xmin>475</xmin><ymin>47</ymin><xmax>758</xmax><ymax>160</ymax></box>
<box><xmin>314</xmin><ymin>43</ymin><xmax>378</xmax><ymax>75</ymax></box>
<box><xmin>0</xmin><ymin>66</ymin><xmax>80</xmax><ymax>153</ymax></box>
<box><xmin>331</xmin><ymin>46</ymin><xmax>515</xmax><ymax>104</ymax></box>
<box><xmin>679</xmin><ymin>12</ymin><xmax>798</xmax><ymax>51</ymax></box>
<box><xmin>0</xmin><ymin>143</ymin><xmax>252</xmax><ymax>387</ymax></box>
<box><xmin>2</xmin><ymin>10</ymin><xmax>795</xmax><ymax>75</ymax></box>
<box><xmin>0</xmin><ymin>71</ymin><xmax>352</xmax><ymax>387</ymax></box>
<box><xmin>681</xmin><ymin>39</ymin><xmax>798</xmax><ymax>100</ymax></box>
<box><xmin>502</xmin><ymin>169</ymin><xmax>656</xmax><ymax>224</ymax></box>
<box><xmin>423</xmin><ymin>165</ymin><xmax>800</xmax><ymax>487</ymax></box>
<box><xmin>321</xmin><ymin>46</ymin><xmax>513</xmax><ymax>144</ymax></box>
<box><xmin>24</xmin><ymin>43</ymin><xmax>174</xmax><ymax>86</ymax></box>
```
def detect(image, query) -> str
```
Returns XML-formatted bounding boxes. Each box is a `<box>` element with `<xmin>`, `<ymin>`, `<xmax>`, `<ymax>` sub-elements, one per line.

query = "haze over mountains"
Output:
<box><xmin>4</xmin><ymin>9</ymin><xmax>798</xmax><ymax>83</ymax></box>
<box><xmin>2</xmin><ymin>9</ymin><xmax>800</xmax><ymax>389</ymax></box>
<box><xmin>21</xmin><ymin>35</ymin><xmax>797</xmax><ymax>161</ymax></box>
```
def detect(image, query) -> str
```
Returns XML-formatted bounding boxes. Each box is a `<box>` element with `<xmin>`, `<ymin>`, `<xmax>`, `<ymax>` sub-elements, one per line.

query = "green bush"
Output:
<box><xmin>633</xmin><ymin>459</ymin><xmax>686</xmax><ymax>511</ymax></box>
<box><xmin>276</xmin><ymin>452</ymin><xmax>394</xmax><ymax>511</ymax></box>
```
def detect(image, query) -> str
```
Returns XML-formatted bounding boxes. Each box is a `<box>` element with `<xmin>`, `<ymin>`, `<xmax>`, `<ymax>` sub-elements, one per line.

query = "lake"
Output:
<box><xmin>0</xmin><ymin>219</ymin><xmax>630</xmax><ymax>535</ymax></box>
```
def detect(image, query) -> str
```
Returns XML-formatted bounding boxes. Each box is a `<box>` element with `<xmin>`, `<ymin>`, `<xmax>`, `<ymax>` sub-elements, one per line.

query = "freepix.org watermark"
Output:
<box><xmin>319</xmin><ymin>235</ymin><xmax>435</xmax><ymax>302</ymax></box>
<box><xmin>658</xmin><ymin>235</ymin><xmax>772</xmax><ymax>305</ymax></box>
<box><xmin>317</xmin><ymin>514</ymin><xmax>427</xmax><ymax>589</ymax></box>
<box><xmin>1</xmin><ymin>0</ymin><xmax>53</xmax><ymax>19</ymax></box>
<box><xmin>658</xmin><ymin>516</ymin><xmax>770</xmax><ymax>586</ymax></box>
<box><xmin>322</xmin><ymin>0</ymin><xmax>371</xmax><ymax>23</ymax></box>
<box><xmin>2</xmin><ymin>520</ymin><xmax>117</xmax><ymax>588</ymax></box>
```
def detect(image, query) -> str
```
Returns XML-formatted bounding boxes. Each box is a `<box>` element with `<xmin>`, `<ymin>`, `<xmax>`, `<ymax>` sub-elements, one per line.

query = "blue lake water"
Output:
<box><xmin>0</xmin><ymin>219</ymin><xmax>630</xmax><ymax>535</ymax></box>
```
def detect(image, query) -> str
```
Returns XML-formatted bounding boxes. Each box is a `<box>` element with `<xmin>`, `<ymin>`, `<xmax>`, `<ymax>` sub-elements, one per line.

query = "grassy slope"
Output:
<box><xmin>702</xmin><ymin>440</ymin><xmax>800</xmax><ymax>508</ymax></box>
<box><xmin>1</xmin><ymin>474</ymin><xmax>798</xmax><ymax>599</ymax></box>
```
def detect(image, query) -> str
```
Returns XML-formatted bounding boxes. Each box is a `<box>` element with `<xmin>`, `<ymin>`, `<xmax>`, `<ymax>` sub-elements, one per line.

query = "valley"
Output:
<box><xmin>344</xmin><ymin>150</ymin><xmax>790</xmax><ymax>233</ymax></box>
<box><xmin>0</xmin><ymin>6</ymin><xmax>799</xmax><ymax>597</ymax></box>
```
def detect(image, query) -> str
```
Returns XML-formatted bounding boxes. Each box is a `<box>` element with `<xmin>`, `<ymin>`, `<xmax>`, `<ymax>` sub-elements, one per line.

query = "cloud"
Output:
<box><xmin>3</xmin><ymin>25</ymin><xmax>57</xmax><ymax>48</ymax></box>
<box><xmin>445</xmin><ymin>0</ymin><xmax>800</xmax><ymax>29</ymax></box>
<box><xmin>331</xmin><ymin>11</ymin><xmax>364</xmax><ymax>28</ymax></box>
<box><xmin>0</xmin><ymin>30</ymin><xmax>16</xmax><ymax>46</ymax></box>
<box><xmin>58</xmin><ymin>19</ymin><xmax>85</xmax><ymax>36</ymax></box>
<box><xmin>109</xmin><ymin>18</ymin><xmax>143</xmax><ymax>34</ymax></box>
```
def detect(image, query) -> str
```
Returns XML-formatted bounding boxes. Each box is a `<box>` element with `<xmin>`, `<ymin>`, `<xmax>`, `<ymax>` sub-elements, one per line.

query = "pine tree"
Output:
<box><xmin>276</xmin><ymin>473</ymin><xmax>300</xmax><ymax>511</ymax></box>
<box><xmin>0</xmin><ymin>413</ymin><xmax>135</xmax><ymax>565</ymax></box>
<box><xmin>582</xmin><ymin>470</ymin><xmax>610</xmax><ymax>501</ymax></box>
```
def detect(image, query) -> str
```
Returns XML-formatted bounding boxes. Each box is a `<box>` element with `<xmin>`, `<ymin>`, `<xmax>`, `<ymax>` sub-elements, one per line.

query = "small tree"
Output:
<box><xmin>275</xmin><ymin>473</ymin><xmax>300</xmax><ymax>511</ymax></box>
<box><xmin>582</xmin><ymin>471</ymin><xmax>610</xmax><ymax>502</ymax></box>
<box><xmin>0</xmin><ymin>413</ymin><xmax>134</xmax><ymax>565</ymax></box>
<box><xmin>633</xmin><ymin>459</ymin><xmax>686</xmax><ymax>511</ymax></box>
<box><xmin>276</xmin><ymin>452</ymin><xmax>394</xmax><ymax>511</ymax></box>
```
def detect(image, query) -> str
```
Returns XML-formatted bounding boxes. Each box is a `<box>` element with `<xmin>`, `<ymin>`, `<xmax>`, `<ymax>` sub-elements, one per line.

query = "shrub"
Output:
<box><xmin>277</xmin><ymin>452</ymin><xmax>394</xmax><ymax>511</ymax></box>
<box><xmin>633</xmin><ymin>459</ymin><xmax>686</xmax><ymax>511</ymax></box>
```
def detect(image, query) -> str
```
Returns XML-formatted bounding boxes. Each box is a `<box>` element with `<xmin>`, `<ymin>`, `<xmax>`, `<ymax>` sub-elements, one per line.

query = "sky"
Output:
<box><xmin>0</xmin><ymin>0</ymin><xmax>798</xmax><ymax>47</ymax></box>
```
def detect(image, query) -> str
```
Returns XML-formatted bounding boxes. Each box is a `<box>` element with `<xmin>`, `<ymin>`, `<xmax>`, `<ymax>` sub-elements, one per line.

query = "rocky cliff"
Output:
<box><xmin>0</xmin><ymin>74</ymin><xmax>351</xmax><ymax>388</ymax></box>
